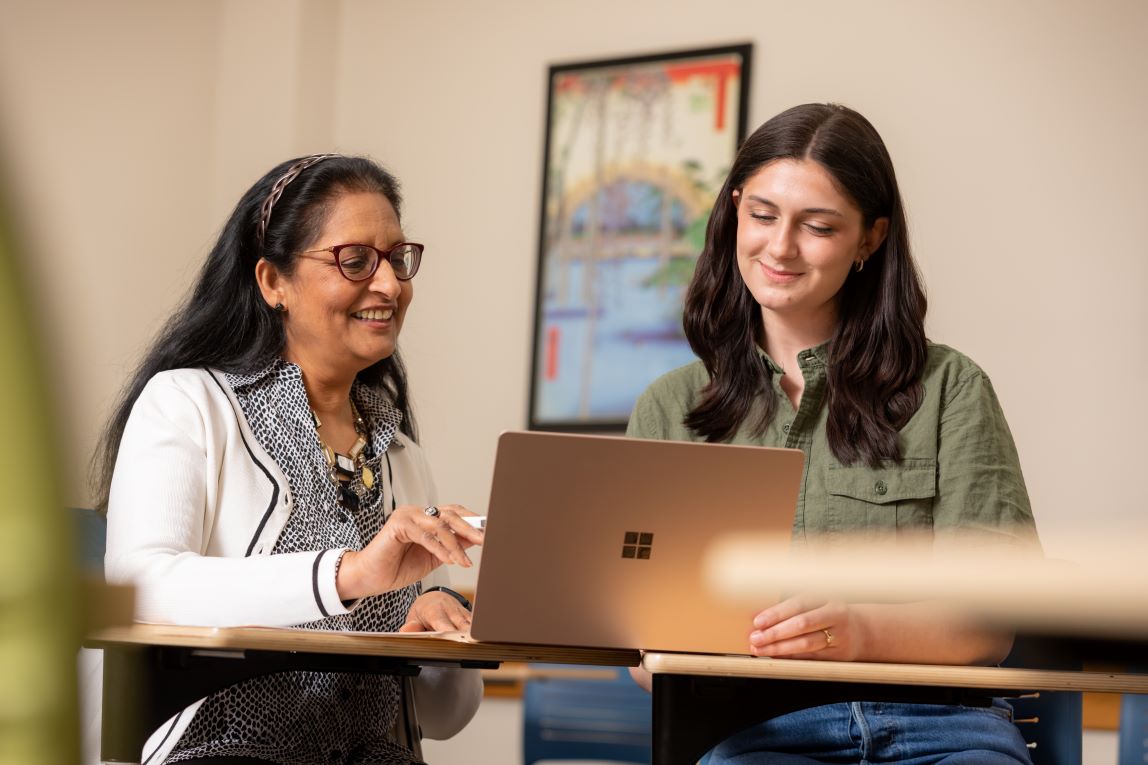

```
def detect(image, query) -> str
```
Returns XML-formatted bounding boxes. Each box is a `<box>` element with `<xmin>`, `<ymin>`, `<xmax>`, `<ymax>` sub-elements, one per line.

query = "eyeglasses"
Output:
<box><xmin>299</xmin><ymin>242</ymin><xmax>424</xmax><ymax>281</ymax></box>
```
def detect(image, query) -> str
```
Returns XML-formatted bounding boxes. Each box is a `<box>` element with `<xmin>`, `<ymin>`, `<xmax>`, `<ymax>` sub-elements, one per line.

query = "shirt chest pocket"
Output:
<box><xmin>824</xmin><ymin>459</ymin><xmax>937</xmax><ymax>538</ymax></box>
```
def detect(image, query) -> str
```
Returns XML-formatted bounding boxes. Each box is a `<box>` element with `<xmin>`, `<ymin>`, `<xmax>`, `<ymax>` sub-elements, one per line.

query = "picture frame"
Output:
<box><xmin>528</xmin><ymin>43</ymin><xmax>753</xmax><ymax>431</ymax></box>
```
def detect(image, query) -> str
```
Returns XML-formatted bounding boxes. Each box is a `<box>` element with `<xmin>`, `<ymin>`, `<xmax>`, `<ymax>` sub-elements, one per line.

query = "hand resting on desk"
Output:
<box><xmin>399</xmin><ymin>589</ymin><xmax>473</xmax><ymax>633</ymax></box>
<box><xmin>749</xmin><ymin>594</ymin><xmax>1013</xmax><ymax>666</ymax></box>
<box><xmin>627</xmin><ymin>594</ymin><xmax>1011</xmax><ymax>694</ymax></box>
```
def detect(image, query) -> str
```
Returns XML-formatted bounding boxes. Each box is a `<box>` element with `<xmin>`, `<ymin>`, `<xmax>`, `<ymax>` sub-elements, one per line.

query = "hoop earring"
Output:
<box><xmin>274</xmin><ymin>302</ymin><xmax>286</xmax><ymax>313</ymax></box>
<box><xmin>854</xmin><ymin>259</ymin><xmax>865</xmax><ymax>273</ymax></box>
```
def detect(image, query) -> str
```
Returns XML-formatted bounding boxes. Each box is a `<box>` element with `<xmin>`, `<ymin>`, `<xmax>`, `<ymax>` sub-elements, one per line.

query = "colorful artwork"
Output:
<box><xmin>529</xmin><ymin>44</ymin><xmax>752</xmax><ymax>430</ymax></box>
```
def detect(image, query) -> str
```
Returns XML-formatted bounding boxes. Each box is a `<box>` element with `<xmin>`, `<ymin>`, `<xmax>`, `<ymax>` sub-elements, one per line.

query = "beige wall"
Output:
<box><xmin>2</xmin><ymin>0</ymin><xmax>1146</xmax><ymax>592</ymax></box>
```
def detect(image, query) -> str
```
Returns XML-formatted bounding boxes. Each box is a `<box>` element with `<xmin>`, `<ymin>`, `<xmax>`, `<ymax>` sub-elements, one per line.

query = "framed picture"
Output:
<box><xmin>528</xmin><ymin>43</ymin><xmax>752</xmax><ymax>431</ymax></box>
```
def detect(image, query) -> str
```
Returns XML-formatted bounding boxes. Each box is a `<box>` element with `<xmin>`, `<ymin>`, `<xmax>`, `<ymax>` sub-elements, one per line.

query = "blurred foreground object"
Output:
<box><xmin>705</xmin><ymin>534</ymin><xmax>1148</xmax><ymax>640</ymax></box>
<box><xmin>0</xmin><ymin>173</ymin><xmax>81</xmax><ymax>763</ymax></box>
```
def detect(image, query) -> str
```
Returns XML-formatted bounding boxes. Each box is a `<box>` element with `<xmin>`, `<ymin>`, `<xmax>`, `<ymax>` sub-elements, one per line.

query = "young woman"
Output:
<box><xmin>628</xmin><ymin>104</ymin><xmax>1041</xmax><ymax>764</ymax></box>
<box><xmin>95</xmin><ymin>155</ymin><xmax>483</xmax><ymax>764</ymax></box>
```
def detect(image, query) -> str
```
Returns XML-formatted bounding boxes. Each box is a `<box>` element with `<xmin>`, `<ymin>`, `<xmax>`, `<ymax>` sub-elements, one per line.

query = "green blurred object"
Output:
<box><xmin>0</xmin><ymin>173</ymin><xmax>81</xmax><ymax>761</ymax></box>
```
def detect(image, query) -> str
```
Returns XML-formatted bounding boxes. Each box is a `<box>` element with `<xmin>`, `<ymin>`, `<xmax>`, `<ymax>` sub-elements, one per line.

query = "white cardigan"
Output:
<box><xmin>102</xmin><ymin>368</ymin><xmax>481</xmax><ymax>762</ymax></box>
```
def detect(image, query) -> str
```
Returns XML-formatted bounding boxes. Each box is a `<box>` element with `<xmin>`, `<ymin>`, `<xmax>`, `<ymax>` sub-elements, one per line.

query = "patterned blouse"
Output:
<box><xmin>165</xmin><ymin>359</ymin><xmax>423</xmax><ymax>765</ymax></box>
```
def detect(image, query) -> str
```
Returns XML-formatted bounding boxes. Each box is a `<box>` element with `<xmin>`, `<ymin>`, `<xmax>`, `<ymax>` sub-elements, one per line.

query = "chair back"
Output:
<box><xmin>523</xmin><ymin>664</ymin><xmax>651</xmax><ymax>764</ymax></box>
<box><xmin>1001</xmin><ymin>638</ymin><xmax>1082</xmax><ymax>765</ymax></box>
<box><xmin>72</xmin><ymin>507</ymin><xmax>107</xmax><ymax>578</ymax></box>
<box><xmin>1119</xmin><ymin>692</ymin><xmax>1148</xmax><ymax>765</ymax></box>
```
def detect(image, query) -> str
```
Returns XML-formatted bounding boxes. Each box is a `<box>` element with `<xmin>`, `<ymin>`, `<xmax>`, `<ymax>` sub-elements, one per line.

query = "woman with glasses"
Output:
<box><xmin>628</xmin><ymin>105</ymin><xmax>1041</xmax><ymax>763</ymax></box>
<box><xmin>95</xmin><ymin>154</ymin><xmax>483</xmax><ymax>764</ymax></box>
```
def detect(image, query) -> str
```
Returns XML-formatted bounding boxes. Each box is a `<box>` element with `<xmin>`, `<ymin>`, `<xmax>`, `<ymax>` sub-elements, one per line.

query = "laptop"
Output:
<box><xmin>469</xmin><ymin>431</ymin><xmax>804</xmax><ymax>655</ymax></box>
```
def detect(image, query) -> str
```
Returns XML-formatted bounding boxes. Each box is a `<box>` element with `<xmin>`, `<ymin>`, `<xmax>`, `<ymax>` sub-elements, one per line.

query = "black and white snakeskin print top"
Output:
<box><xmin>165</xmin><ymin>359</ymin><xmax>423</xmax><ymax>765</ymax></box>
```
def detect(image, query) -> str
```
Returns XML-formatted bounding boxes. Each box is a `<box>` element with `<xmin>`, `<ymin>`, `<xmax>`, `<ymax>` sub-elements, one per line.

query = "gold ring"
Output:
<box><xmin>822</xmin><ymin>629</ymin><xmax>834</xmax><ymax>648</ymax></box>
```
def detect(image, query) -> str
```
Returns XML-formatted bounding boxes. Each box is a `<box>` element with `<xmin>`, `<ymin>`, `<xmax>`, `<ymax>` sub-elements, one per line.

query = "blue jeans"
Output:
<box><xmin>706</xmin><ymin>700</ymin><xmax>1033</xmax><ymax>765</ymax></box>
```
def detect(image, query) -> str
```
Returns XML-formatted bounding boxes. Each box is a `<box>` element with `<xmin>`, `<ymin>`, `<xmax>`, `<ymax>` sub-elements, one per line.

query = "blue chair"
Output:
<box><xmin>1119</xmin><ymin>692</ymin><xmax>1148</xmax><ymax>765</ymax></box>
<box><xmin>72</xmin><ymin>507</ymin><xmax>107</xmax><ymax>578</ymax></box>
<box><xmin>522</xmin><ymin>664</ymin><xmax>651</xmax><ymax>764</ymax></box>
<box><xmin>1001</xmin><ymin>638</ymin><xmax>1083</xmax><ymax>765</ymax></box>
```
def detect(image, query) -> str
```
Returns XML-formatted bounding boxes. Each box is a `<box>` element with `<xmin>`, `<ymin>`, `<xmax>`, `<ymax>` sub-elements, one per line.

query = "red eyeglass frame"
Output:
<box><xmin>299</xmin><ymin>242</ymin><xmax>424</xmax><ymax>281</ymax></box>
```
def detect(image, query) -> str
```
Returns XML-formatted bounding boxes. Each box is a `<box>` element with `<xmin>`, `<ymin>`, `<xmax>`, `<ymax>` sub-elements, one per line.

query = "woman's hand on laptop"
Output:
<box><xmin>336</xmin><ymin>503</ymin><xmax>485</xmax><ymax>601</ymax></box>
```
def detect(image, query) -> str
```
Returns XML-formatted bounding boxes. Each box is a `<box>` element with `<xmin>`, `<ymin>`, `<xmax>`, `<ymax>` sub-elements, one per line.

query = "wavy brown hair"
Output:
<box><xmin>683</xmin><ymin>103</ymin><xmax>927</xmax><ymax>466</ymax></box>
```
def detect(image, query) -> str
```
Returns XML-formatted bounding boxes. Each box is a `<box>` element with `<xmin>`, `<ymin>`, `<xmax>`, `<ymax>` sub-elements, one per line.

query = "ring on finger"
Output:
<box><xmin>822</xmin><ymin>628</ymin><xmax>834</xmax><ymax>648</ymax></box>
<box><xmin>424</xmin><ymin>506</ymin><xmax>440</xmax><ymax>518</ymax></box>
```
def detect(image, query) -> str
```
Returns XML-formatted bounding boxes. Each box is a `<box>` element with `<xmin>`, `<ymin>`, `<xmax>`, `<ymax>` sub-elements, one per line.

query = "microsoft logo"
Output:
<box><xmin>621</xmin><ymin>531</ymin><xmax>654</xmax><ymax>560</ymax></box>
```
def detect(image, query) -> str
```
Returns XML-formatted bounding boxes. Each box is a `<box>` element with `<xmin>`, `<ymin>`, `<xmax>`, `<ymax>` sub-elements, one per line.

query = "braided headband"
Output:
<box><xmin>257</xmin><ymin>153</ymin><xmax>341</xmax><ymax>248</ymax></box>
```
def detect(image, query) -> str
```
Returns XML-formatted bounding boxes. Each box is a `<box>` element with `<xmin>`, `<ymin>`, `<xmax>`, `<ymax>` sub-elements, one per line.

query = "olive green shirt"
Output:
<box><xmin>627</xmin><ymin>343</ymin><xmax>1040</xmax><ymax>552</ymax></box>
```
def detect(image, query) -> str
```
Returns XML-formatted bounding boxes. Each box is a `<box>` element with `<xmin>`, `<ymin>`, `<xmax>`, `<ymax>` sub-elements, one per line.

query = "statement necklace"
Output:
<box><xmin>311</xmin><ymin>400</ymin><xmax>374</xmax><ymax>511</ymax></box>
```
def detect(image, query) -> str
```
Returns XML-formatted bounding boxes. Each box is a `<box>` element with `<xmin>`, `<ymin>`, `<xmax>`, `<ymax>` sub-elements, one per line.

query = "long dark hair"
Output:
<box><xmin>683</xmin><ymin>103</ymin><xmax>927</xmax><ymax>466</ymax></box>
<box><xmin>92</xmin><ymin>155</ymin><xmax>417</xmax><ymax>511</ymax></box>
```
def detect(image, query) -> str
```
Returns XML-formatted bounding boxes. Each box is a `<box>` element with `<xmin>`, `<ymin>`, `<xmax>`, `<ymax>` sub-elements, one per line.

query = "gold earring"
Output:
<box><xmin>855</xmin><ymin>259</ymin><xmax>865</xmax><ymax>273</ymax></box>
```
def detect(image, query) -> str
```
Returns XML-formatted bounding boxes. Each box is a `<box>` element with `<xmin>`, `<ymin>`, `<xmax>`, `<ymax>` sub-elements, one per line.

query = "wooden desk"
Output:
<box><xmin>91</xmin><ymin>624</ymin><xmax>1148</xmax><ymax>765</ymax></box>
<box><xmin>643</xmin><ymin>653</ymin><xmax>1148</xmax><ymax>765</ymax></box>
<box><xmin>644</xmin><ymin>652</ymin><xmax>1148</xmax><ymax>694</ymax></box>
<box><xmin>89</xmin><ymin>623</ymin><xmax>638</xmax><ymax>666</ymax></box>
<box><xmin>87</xmin><ymin>624</ymin><xmax>638</xmax><ymax>763</ymax></box>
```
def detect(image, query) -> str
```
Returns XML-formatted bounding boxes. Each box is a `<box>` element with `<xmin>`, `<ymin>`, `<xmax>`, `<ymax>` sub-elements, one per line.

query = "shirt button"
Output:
<box><xmin>782</xmin><ymin>423</ymin><xmax>791</xmax><ymax>433</ymax></box>
<box><xmin>875</xmin><ymin>480</ymin><xmax>888</xmax><ymax>496</ymax></box>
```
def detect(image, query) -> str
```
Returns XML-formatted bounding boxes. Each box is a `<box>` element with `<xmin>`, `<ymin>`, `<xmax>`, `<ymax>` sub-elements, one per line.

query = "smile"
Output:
<box><xmin>352</xmin><ymin>308</ymin><xmax>394</xmax><ymax>321</ymax></box>
<box><xmin>759</xmin><ymin>262</ymin><xmax>803</xmax><ymax>283</ymax></box>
